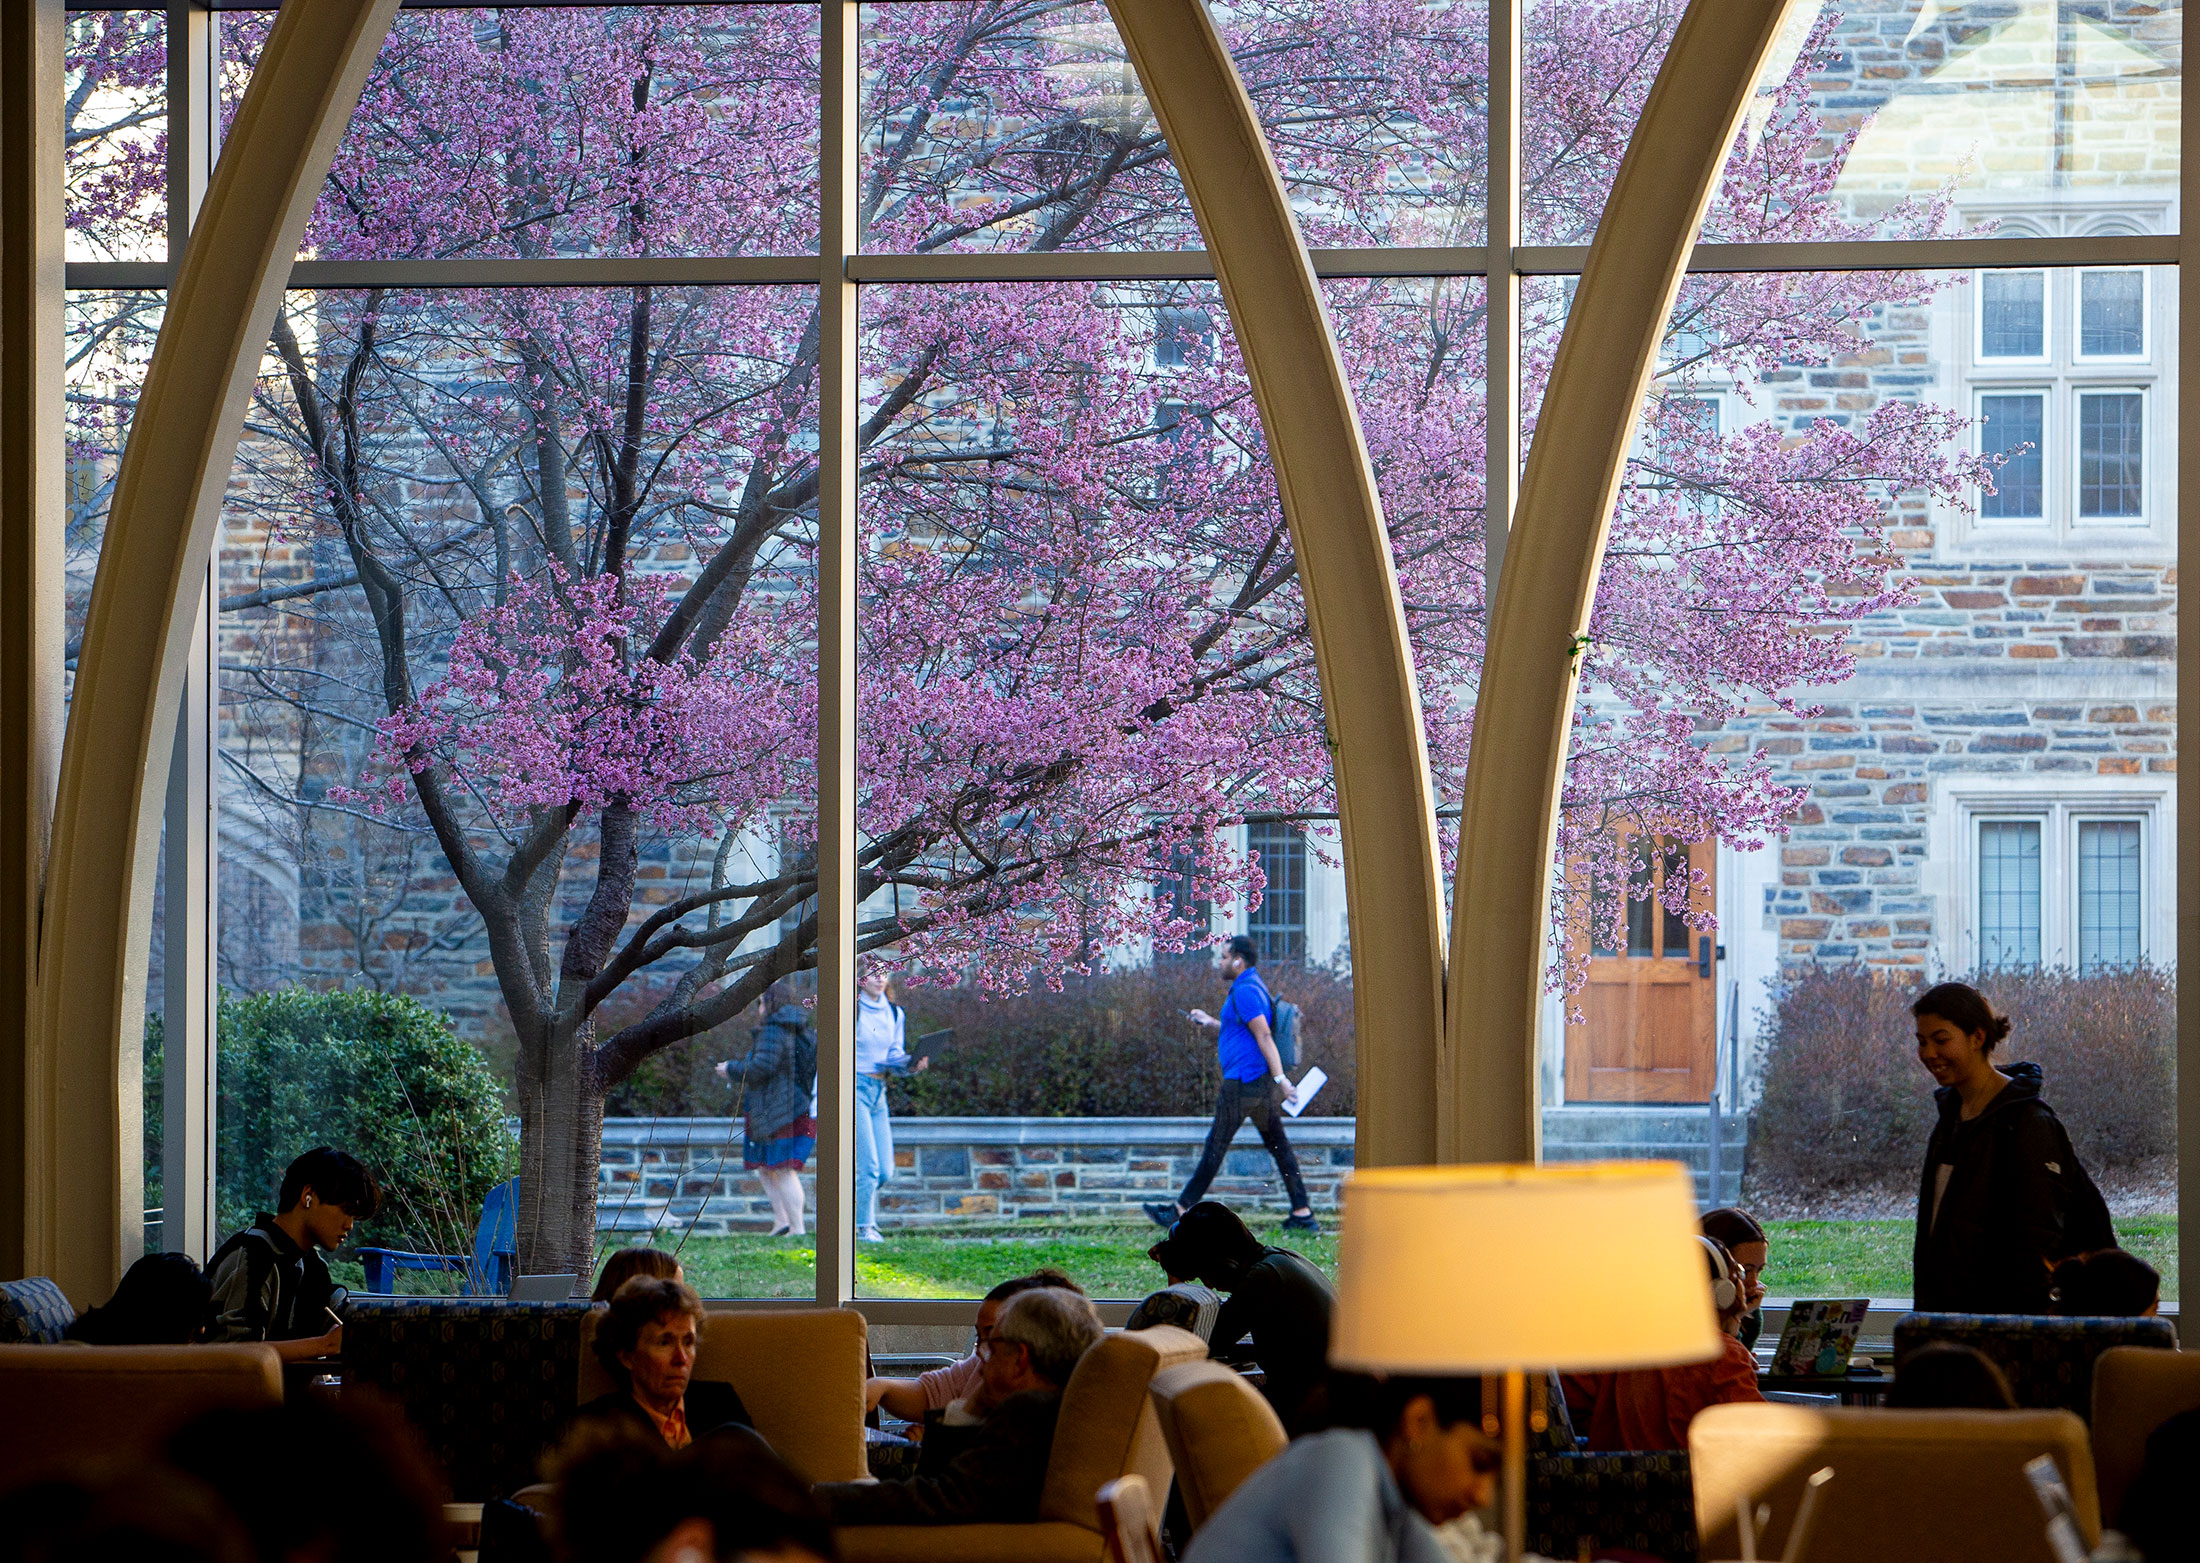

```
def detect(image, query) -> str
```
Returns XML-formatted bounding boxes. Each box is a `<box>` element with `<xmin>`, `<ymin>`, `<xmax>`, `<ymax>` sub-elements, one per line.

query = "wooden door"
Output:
<box><xmin>1564</xmin><ymin>833</ymin><xmax>1716</xmax><ymax>1103</ymax></box>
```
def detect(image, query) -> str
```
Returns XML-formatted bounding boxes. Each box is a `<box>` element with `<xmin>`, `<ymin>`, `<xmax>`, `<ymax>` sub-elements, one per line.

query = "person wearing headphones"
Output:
<box><xmin>1576</xmin><ymin>1235</ymin><xmax>1764</xmax><ymax>1452</ymax></box>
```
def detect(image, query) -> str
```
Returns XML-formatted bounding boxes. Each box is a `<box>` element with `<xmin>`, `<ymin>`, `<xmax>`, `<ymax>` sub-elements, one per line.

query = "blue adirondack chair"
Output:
<box><xmin>357</xmin><ymin>1179</ymin><xmax>518</xmax><ymax>1295</ymax></box>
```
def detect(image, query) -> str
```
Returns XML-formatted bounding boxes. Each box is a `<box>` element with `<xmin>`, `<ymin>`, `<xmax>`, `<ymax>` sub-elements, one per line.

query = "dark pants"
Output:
<box><xmin>1177</xmin><ymin>1075</ymin><xmax>1309</xmax><ymax>1211</ymax></box>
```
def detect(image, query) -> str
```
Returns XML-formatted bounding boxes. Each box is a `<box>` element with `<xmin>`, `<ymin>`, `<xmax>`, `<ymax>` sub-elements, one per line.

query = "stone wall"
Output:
<box><xmin>596</xmin><ymin>1115</ymin><xmax>1355</xmax><ymax>1234</ymax></box>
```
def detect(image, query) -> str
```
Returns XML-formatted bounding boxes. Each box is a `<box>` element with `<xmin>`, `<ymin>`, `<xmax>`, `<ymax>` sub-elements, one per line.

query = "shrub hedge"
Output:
<box><xmin>1752</xmin><ymin>963</ymin><xmax>2175</xmax><ymax>1191</ymax></box>
<box><xmin>214</xmin><ymin>988</ymin><xmax>517</xmax><ymax>1250</ymax></box>
<box><xmin>605</xmin><ymin>961</ymin><xmax>1357</xmax><ymax>1119</ymax></box>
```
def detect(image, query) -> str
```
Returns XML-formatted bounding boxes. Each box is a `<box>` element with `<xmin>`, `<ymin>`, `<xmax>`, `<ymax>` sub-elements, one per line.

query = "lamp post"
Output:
<box><xmin>1329</xmin><ymin>1162</ymin><xmax>1721</xmax><ymax>1563</ymax></box>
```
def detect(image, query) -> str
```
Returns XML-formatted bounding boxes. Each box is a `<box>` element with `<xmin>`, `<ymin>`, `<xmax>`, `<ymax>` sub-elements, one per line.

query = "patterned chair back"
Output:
<box><xmin>343</xmin><ymin>1298</ymin><xmax>593</xmax><ymax>1499</ymax></box>
<box><xmin>1894</xmin><ymin>1312</ymin><xmax>2177</xmax><ymax>1421</ymax></box>
<box><xmin>0</xmin><ymin>1276</ymin><xmax>76</xmax><ymax>1344</ymax></box>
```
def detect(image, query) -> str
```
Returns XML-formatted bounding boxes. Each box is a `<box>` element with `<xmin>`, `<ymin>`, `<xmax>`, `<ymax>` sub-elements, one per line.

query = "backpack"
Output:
<box><xmin>1271</xmin><ymin>997</ymin><xmax>1301</xmax><ymax>1072</ymax></box>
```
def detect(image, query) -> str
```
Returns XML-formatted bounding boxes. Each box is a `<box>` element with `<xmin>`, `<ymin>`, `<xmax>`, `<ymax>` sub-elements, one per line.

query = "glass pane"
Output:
<box><xmin>860</xmin><ymin>0</ymin><xmax>1489</xmax><ymax>252</ymax></box>
<box><xmin>1980</xmin><ymin>820</ymin><xmax>2043</xmax><ymax>969</ymax></box>
<box><xmin>2077</xmin><ymin>390</ymin><xmax>2144</xmax><ymax>518</ymax></box>
<box><xmin>220</xmin><ymin>8</ymin><xmax>822</xmax><ymax>260</ymax></box>
<box><xmin>1980</xmin><ymin>272</ymin><xmax>2045</xmax><ymax>359</ymax></box>
<box><xmin>1978</xmin><ymin>393</ymin><xmax>2045</xmax><ymax>519</ymax></box>
<box><xmin>854</xmin><ymin>280</ymin><xmax>1349</xmax><ymax>1308</ymax></box>
<box><xmin>2077</xmin><ymin>820</ymin><xmax>2142</xmax><ymax>972</ymax></box>
<box><xmin>1625</xmin><ymin>837</ymin><xmax>1655</xmax><ymax>958</ymax></box>
<box><xmin>1537</xmin><ymin>268</ymin><xmax>2174</xmax><ymax>1310</ymax></box>
<box><xmin>2080</xmin><ymin>270</ymin><xmax>2146</xmax><ymax>357</ymax></box>
<box><xmin>1659</xmin><ymin>841</ymin><xmax>1692</xmax><ymax>961</ymax></box>
<box><xmin>1525</xmin><ymin>1</ymin><xmax>2181</xmax><ymax>244</ymax></box>
<box><xmin>215</xmin><ymin>285</ymin><xmax>819</xmax><ymax>1300</ymax></box>
<box><xmin>66</xmin><ymin>10</ymin><xmax>167</xmax><ymax>262</ymax></box>
<box><xmin>1248</xmin><ymin>822</ymin><xmax>1308</xmax><ymax>965</ymax></box>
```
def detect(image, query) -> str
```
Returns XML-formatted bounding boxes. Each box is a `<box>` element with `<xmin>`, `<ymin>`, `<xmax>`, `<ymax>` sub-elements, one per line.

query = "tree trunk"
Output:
<box><xmin>517</xmin><ymin>1011</ymin><xmax>605</xmax><ymax>1277</ymax></box>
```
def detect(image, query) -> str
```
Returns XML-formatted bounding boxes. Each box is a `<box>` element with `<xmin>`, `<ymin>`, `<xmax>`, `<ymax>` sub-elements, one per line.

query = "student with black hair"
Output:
<box><xmin>1911</xmin><ymin>982</ymin><xmax>2114</xmax><ymax>1314</ymax></box>
<box><xmin>1184</xmin><ymin>1373</ymin><xmax>1498</xmax><ymax>1563</ymax></box>
<box><xmin>66</xmin><ymin>1251</ymin><xmax>211</xmax><ymax>1344</ymax></box>
<box><xmin>1887</xmin><ymin>1342</ymin><xmax>2017</xmax><ymax>1410</ymax></box>
<box><xmin>2051</xmin><ymin>1247</ymin><xmax>2161</xmax><ymax>1317</ymax></box>
<box><xmin>1149</xmin><ymin>1200</ymin><xmax>1335</xmax><ymax>1432</ymax></box>
<box><xmin>1144</xmin><ymin>934</ymin><xmax>1316</xmax><ymax>1235</ymax></box>
<box><xmin>206</xmin><ymin>1146</ymin><xmax>380</xmax><ymax>1359</ymax></box>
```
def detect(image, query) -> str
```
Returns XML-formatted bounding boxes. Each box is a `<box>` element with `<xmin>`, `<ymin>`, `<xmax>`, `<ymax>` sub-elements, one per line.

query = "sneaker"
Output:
<box><xmin>1280</xmin><ymin>1212</ymin><xmax>1321</xmax><ymax>1234</ymax></box>
<box><xmin>858</xmin><ymin>1226</ymin><xmax>885</xmax><ymax>1242</ymax></box>
<box><xmin>1142</xmin><ymin>1201</ymin><xmax>1183</xmax><ymax>1231</ymax></box>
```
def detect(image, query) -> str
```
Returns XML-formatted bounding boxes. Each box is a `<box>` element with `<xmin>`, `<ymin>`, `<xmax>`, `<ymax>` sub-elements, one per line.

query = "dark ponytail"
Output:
<box><xmin>1911</xmin><ymin>982</ymin><xmax>2011</xmax><ymax>1052</ymax></box>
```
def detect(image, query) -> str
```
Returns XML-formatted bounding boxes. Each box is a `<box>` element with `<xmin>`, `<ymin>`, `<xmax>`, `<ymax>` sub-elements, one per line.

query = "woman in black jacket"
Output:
<box><xmin>1911</xmin><ymin>982</ymin><xmax>2113</xmax><ymax>1313</ymax></box>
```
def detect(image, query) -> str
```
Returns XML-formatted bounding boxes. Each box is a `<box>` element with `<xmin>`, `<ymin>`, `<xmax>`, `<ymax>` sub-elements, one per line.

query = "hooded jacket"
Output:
<box><xmin>1912</xmin><ymin>1062</ymin><xmax>2113</xmax><ymax>1314</ymax></box>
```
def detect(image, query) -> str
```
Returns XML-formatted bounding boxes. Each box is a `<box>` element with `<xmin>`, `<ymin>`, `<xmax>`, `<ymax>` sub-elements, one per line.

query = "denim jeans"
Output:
<box><xmin>854</xmin><ymin>1072</ymin><xmax>895</xmax><ymax>1230</ymax></box>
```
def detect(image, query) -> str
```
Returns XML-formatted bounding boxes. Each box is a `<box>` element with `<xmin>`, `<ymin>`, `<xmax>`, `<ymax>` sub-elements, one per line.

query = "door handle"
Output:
<box><xmin>1697</xmin><ymin>936</ymin><xmax>1712</xmax><ymax>979</ymax></box>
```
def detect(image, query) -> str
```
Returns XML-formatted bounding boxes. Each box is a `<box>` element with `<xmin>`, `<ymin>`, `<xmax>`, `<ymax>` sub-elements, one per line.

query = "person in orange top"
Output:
<box><xmin>1577</xmin><ymin>1235</ymin><xmax>1765</xmax><ymax>1452</ymax></box>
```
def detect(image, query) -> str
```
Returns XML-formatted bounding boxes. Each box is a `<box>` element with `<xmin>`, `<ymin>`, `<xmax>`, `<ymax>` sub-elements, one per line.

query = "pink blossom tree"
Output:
<box><xmin>68</xmin><ymin>2</ymin><xmax>1988</xmax><ymax>1267</ymax></box>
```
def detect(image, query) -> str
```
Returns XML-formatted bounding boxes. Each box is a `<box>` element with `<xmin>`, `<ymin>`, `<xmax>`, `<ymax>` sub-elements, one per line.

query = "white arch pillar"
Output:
<box><xmin>1445</xmin><ymin>0</ymin><xmax>1799</xmax><ymax>1161</ymax></box>
<box><xmin>32</xmin><ymin>0</ymin><xmax>398</xmax><ymax>1300</ymax></box>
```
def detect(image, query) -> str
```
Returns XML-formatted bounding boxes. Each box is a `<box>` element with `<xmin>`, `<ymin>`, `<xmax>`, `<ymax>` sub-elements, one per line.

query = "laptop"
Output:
<box><xmin>508</xmin><ymin>1273</ymin><xmax>580</xmax><ymax>1302</ymax></box>
<box><xmin>1769</xmin><ymin>1299</ymin><xmax>1870</xmax><ymax>1377</ymax></box>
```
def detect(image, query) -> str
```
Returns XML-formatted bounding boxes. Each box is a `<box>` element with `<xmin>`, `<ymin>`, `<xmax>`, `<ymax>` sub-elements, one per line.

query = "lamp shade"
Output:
<box><xmin>1328</xmin><ymin>1161</ymin><xmax>1721</xmax><ymax>1374</ymax></box>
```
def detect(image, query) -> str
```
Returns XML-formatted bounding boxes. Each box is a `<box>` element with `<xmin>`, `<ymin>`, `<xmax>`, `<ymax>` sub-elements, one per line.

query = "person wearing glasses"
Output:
<box><xmin>864</xmin><ymin>1267</ymin><xmax>1085</xmax><ymax>1425</ymax></box>
<box><xmin>821</xmin><ymin>1287</ymin><xmax>1104</xmax><ymax>1527</ymax></box>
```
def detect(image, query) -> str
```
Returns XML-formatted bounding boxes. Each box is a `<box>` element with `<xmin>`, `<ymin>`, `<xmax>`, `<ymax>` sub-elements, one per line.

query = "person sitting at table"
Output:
<box><xmin>1578</xmin><ymin>1236</ymin><xmax>1764</xmax><ymax>1452</ymax></box>
<box><xmin>66</xmin><ymin>1251</ymin><xmax>212</xmax><ymax>1344</ymax></box>
<box><xmin>590</xmin><ymin>1244</ymin><xmax>682</xmax><ymax>1305</ymax></box>
<box><xmin>818</xmin><ymin>1287</ymin><xmax>1103</xmax><ymax>1527</ymax></box>
<box><xmin>2050</xmin><ymin>1247</ymin><xmax>2161</xmax><ymax>1317</ymax></box>
<box><xmin>1888</xmin><ymin>1342</ymin><xmax>2017</xmax><ymax>1410</ymax></box>
<box><xmin>1700</xmin><ymin>1206</ymin><xmax>1770</xmax><ymax>1350</ymax></box>
<box><xmin>865</xmin><ymin>1267</ymin><xmax>1084</xmax><ymax>1423</ymax></box>
<box><xmin>1150</xmin><ymin>1200</ymin><xmax>1336</xmax><ymax>1432</ymax></box>
<box><xmin>573</xmin><ymin>1277</ymin><xmax>753</xmax><ymax>1450</ymax></box>
<box><xmin>205</xmin><ymin>1146</ymin><xmax>379</xmax><ymax>1361</ymax></box>
<box><xmin>1184</xmin><ymin>1372</ymin><xmax>1500</xmax><ymax>1563</ymax></box>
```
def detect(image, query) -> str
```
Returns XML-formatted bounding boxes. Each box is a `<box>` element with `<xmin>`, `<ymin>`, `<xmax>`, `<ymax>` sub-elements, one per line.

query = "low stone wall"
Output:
<box><xmin>597</xmin><ymin>1115</ymin><xmax>1355</xmax><ymax>1234</ymax></box>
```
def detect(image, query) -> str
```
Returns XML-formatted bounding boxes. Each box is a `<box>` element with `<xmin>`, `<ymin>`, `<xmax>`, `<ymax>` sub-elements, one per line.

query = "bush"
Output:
<box><xmin>894</xmin><ymin>961</ymin><xmax>1356</xmax><ymax>1118</ymax></box>
<box><xmin>1752</xmin><ymin>963</ymin><xmax>2175</xmax><ymax>1191</ymax></box>
<box><xmin>216</xmin><ymin>988</ymin><xmax>518</xmax><ymax>1252</ymax></box>
<box><xmin>603</xmin><ymin>962</ymin><xmax>1358</xmax><ymax>1119</ymax></box>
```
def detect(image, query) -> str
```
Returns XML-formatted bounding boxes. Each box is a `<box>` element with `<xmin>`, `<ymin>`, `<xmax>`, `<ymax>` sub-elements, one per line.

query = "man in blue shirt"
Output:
<box><xmin>1146</xmin><ymin>935</ymin><xmax>1317</xmax><ymax>1234</ymax></box>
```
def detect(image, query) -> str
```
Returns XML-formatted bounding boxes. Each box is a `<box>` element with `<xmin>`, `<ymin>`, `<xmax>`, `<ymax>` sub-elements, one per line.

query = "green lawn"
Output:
<box><xmin>1748</xmin><ymin>1217</ymin><xmax>2174</xmax><ymax>1302</ymax></box>
<box><xmin>664</xmin><ymin>1217</ymin><xmax>1340</xmax><ymax>1302</ymax></box>
<box><xmin>353</xmin><ymin>1214</ymin><xmax>2178</xmax><ymax>1303</ymax></box>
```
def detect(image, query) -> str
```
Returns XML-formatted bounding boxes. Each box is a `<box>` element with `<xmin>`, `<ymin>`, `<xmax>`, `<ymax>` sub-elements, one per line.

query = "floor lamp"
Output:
<box><xmin>1329</xmin><ymin>1163</ymin><xmax>1721</xmax><ymax>1563</ymax></box>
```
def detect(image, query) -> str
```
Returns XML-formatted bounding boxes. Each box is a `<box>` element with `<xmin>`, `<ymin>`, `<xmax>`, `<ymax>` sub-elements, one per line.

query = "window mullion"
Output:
<box><xmin>156</xmin><ymin>0</ymin><xmax>218</xmax><ymax>1265</ymax></box>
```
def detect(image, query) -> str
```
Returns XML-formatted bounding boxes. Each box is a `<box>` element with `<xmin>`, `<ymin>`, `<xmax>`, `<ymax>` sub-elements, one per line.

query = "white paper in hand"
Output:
<box><xmin>1282</xmin><ymin>1066</ymin><xmax>1327</xmax><ymax>1118</ymax></box>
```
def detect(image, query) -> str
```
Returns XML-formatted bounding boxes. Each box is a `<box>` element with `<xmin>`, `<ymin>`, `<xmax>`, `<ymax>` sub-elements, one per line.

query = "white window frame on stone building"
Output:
<box><xmin>1933</xmin><ymin>779</ymin><xmax>2172</xmax><ymax>975</ymax></box>
<box><xmin>1956</xmin><ymin>262</ymin><xmax>2172</xmax><ymax>554</ymax></box>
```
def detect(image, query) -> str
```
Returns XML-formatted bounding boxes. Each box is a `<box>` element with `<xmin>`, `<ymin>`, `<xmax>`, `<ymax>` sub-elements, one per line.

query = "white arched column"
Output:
<box><xmin>32</xmin><ymin>0</ymin><xmax>399</xmax><ymax>1300</ymax></box>
<box><xmin>1444</xmin><ymin>0</ymin><xmax>1800</xmax><ymax>1162</ymax></box>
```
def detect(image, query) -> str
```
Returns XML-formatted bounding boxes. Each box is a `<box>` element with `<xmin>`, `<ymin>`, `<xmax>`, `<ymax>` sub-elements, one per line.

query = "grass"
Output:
<box><xmin>651</xmin><ymin>1215</ymin><xmax>2179</xmax><ymax>1304</ymax></box>
<box><xmin>342</xmin><ymin>1214</ymin><xmax>2179</xmax><ymax>1303</ymax></box>
<box><xmin>665</xmin><ymin>1217</ymin><xmax>1340</xmax><ymax>1301</ymax></box>
<box><xmin>1753</xmin><ymin>1217</ymin><xmax>2175</xmax><ymax>1302</ymax></box>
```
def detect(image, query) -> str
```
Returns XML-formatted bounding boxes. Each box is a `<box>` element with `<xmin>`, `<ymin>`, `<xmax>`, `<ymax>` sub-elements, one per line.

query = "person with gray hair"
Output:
<box><xmin>818</xmin><ymin>1287</ymin><xmax>1102</xmax><ymax>1527</ymax></box>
